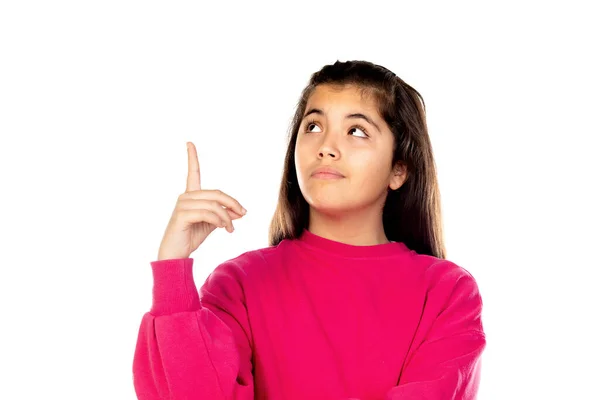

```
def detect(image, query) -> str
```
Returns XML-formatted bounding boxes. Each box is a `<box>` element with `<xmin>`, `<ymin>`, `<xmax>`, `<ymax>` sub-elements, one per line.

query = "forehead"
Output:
<box><xmin>306</xmin><ymin>84</ymin><xmax>379</xmax><ymax>112</ymax></box>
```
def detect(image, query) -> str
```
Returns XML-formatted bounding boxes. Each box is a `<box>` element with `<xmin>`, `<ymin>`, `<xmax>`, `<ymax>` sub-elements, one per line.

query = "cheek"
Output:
<box><xmin>353</xmin><ymin>151</ymin><xmax>389</xmax><ymax>178</ymax></box>
<box><xmin>295</xmin><ymin>135</ymin><xmax>314</xmax><ymax>163</ymax></box>
<box><xmin>294</xmin><ymin>142</ymin><xmax>310</xmax><ymax>182</ymax></box>
<box><xmin>293</xmin><ymin>141</ymin><xmax>302</xmax><ymax>163</ymax></box>
<box><xmin>348</xmin><ymin>159</ymin><xmax>392</xmax><ymax>197</ymax></box>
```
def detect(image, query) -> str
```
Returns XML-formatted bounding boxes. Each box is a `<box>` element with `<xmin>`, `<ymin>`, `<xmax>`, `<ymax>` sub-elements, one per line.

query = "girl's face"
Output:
<box><xmin>294</xmin><ymin>84</ymin><xmax>406</xmax><ymax>216</ymax></box>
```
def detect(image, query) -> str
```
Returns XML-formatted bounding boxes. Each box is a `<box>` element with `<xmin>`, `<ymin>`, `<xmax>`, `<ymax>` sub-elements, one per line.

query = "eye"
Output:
<box><xmin>349</xmin><ymin>125</ymin><xmax>369</xmax><ymax>138</ymax></box>
<box><xmin>304</xmin><ymin>120</ymin><xmax>369</xmax><ymax>138</ymax></box>
<box><xmin>305</xmin><ymin>120</ymin><xmax>322</xmax><ymax>133</ymax></box>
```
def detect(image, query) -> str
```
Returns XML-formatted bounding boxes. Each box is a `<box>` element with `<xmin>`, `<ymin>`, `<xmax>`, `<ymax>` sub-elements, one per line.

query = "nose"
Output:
<box><xmin>318</xmin><ymin>135</ymin><xmax>340</xmax><ymax>160</ymax></box>
<box><xmin>318</xmin><ymin>146</ymin><xmax>339</xmax><ymax>160</ymax></box>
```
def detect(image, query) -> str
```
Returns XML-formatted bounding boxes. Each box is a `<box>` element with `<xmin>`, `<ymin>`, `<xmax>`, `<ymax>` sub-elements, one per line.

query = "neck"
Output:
<box><xmin>307</xmin><ymin>206</ymin><xmax>389</xmax><ymax>246</ymax></box>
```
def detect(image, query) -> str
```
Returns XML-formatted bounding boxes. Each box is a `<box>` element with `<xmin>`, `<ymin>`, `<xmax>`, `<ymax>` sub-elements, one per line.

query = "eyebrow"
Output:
<box><xmin>302</xmin><ymin>108</ymin><xmax>381</xmax><ymax>133</ymax></box>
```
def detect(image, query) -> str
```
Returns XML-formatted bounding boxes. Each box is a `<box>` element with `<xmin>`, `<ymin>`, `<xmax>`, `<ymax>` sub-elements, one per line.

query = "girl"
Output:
<box><xmin>133</xmin><ymin>60</ymin><xmax>486</xmax><ymax>399</ymax></box>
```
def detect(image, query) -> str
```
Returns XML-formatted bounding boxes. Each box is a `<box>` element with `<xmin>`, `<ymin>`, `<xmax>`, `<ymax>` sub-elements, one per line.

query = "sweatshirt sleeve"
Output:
<box><xmin>132</xmin><ymin>257</ymin><xmax>254</xmax><ymax>400</ymax></box>
<box><xmin>384</xmin><ymin>261</ymin><xmax>487</xmax><ymax>400</ymax></box>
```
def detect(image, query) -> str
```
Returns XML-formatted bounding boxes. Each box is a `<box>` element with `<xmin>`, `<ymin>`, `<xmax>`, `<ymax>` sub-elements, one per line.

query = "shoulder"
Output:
<box><xmin>405</xmin><ymin>255</ymin><xmax>485</xmax><ymax>335</ymax></box>
<box><xmin>405</xmin><ymin>252</ymin><xmax>483</xmax><ymax>308</ymax></box>
<box><xmin>198</xmin><ymin>244</ymin><xmax>278</xmax><ymax>301</ymax></box>
<box><xmin>204</xmin><ymin>242</ymin><xmax>282</xmax><ymax>284</ymax></box>
<box><xmin>408</xmin><ymin>250</ymin><xmax>479</xmax><ymax>286</ymax></box>
<box><xmin>422</xmin><ymin>258</ymin><xmax>484</xmax><ymax>324</ymax></box>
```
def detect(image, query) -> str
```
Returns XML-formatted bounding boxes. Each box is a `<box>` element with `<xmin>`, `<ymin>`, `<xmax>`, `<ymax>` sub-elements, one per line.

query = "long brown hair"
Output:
<box><xmin>268</xmin><ymin>60</ymin><xmax>446</xmax><ymax>259</ymax></box>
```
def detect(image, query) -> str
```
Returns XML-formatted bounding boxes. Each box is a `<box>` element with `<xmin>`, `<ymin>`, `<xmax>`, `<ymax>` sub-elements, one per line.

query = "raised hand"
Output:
<box><xmin>156</xmin><ymin>142</ymin><xmax>246</xmax><ymax>261</ymax></box>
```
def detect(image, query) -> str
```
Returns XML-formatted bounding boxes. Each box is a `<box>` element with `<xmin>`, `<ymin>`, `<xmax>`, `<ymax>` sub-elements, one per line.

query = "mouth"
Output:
<box><xmin>312</xmin><ymin>172</ymin><xmax>344</xmax><ymax>179</ymax></box>
<box><xmin>311</xmin><ymin>168</ymin><xmax>345</xmax><ymax>179</ymax></box>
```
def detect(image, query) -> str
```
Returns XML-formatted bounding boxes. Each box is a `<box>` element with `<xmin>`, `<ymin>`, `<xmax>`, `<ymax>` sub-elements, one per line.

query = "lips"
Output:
<box><xmin>311</xmin><ymin>166</ymin><xmax>345</xmax><ymax>178</ymax></box>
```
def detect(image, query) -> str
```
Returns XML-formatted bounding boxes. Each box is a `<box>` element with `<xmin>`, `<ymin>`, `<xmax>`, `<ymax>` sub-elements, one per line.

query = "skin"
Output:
<box><xmin>294</xmin><ymin>83</ymin><xmax>408</xmax><ymax>246</ymax></box>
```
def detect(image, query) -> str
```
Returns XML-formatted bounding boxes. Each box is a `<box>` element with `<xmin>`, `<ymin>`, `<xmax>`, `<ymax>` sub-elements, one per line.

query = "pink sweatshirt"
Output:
<box><xmin>133</xmin><ymin>229</ymin><xmax>486</xmax><ymax>399</ymax></box>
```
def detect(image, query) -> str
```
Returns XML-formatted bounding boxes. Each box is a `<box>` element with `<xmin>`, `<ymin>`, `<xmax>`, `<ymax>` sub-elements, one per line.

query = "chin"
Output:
<box><xmin>305</xmin><ymin>195</ymin><xmax>356</xmax><ymax>216</ymax></box>
<box><xmin>300</xmin><ymin>181</ymin><xmax>366</xmax><ymax>213</ymax></box>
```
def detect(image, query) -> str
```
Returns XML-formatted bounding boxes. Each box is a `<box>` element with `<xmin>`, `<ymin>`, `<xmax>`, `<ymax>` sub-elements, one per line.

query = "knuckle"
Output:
<box><xmin>175</xmin><ymin>198</ymin><xmax>188</xmax><ymax>210</ymax></box>
<box><xmin>179</xmin><ymin>191</ymin><xmax>194</xmax><ymax>200</ymax></box>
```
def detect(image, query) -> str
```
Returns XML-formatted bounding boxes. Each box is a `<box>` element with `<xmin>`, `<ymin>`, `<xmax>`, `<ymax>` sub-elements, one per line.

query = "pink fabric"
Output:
<box><xmin>133</xmin><ymin>229</ymin><xmax>486</xmax><ymax>399</ymax></box>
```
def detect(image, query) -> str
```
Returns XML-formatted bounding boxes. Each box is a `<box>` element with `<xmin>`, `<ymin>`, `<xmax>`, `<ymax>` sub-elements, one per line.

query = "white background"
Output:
<box><xmin>1</xmin><ymin>1</ymin><xmax>598</xmax><ymax>399</ymax></box>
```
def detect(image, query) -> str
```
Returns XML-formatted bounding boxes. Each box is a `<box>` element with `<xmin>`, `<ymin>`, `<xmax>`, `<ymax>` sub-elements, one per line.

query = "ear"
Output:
<box><xmin>388</xmin><ymin>162</ymin><xmax>408</xmax><ymax>191</ymax></box>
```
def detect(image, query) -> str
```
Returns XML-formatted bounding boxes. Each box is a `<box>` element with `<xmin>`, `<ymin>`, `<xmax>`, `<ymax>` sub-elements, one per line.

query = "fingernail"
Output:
<box><xmin>241</xmin><ymin>207</ymin><xmax>247</xmax><ymax>215</ymax></box>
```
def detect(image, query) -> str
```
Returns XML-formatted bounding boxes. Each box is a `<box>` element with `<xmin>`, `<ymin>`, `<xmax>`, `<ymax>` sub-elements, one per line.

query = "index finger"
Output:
<box><xmin>186</xmin><ymin>142</ymin><xmax>201</xmax><ymax>192</ymax></box>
